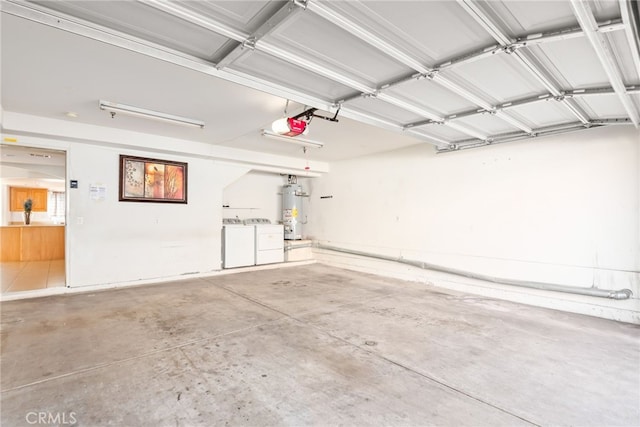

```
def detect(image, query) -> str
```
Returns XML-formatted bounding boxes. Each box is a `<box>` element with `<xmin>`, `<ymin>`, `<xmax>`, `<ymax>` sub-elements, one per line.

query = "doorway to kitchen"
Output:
<box><xmin>0</xmin><ymin>145</ymin><xmax>66</xmax><ymax>295</ymax></box>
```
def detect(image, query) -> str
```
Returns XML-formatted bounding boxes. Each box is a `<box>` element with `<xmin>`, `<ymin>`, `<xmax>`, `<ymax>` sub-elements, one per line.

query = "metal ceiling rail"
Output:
<box><xmin>374</xmin><ymin>92</ymin><xmax>489</xmax><ymax>140</ymax></box>
<box><xmin>566</xmin><ymin>85</ymin><xmax>640</xmax><ymax>96</ymax></box>
<box><xmin>590</xmin><ymin>118</ymin><xmax>633</xmax><ymax>125</ymax></box>
<box><xmin>571</xmin><ymin>0</ymin><xmax>640</xmax><ymax>128</ymax></box>
<box><xmin>403</xmin><ymin>129</ymin><xmax>453</xmax><ymax>147</ymax></box>
<box><xmin>404</xmin><ymin>85</ymin><xmax>636</xmax><ymax>129</ymax></box>
<box><xmin>142</xmin><ymin>0</ymin><xmax>372</xmax><ymax>95</ymax></box>
<box><xmin>338</xmin><ymin>74</ymin><xmax>419</xmax><ymax>105</ymax></box>
<box><xmin>448</xmin><ymin>117</ymin><xmax>631</xmax><ymax>152</ymax></box>
<box><xmin>406</xmin><ymin>127</ymin><xmax>470</xmax><ymax>147</ymax></box>
<box><xmin>295</xmin><ymin>0</ymin><xmax>428</xmax><ymax>74</ymax></box>
<box><xmin>439</xmin><ymin>121</ymin><xmax>607</xmax><ymax>152</ymax></box>
<box><xmin>457</xmin><ymin>0</ymin><xmax>592</xmax><ymax>126</ymax></box>
<box><xmin>215</xmin><ymin>1</ymin><xmax>303</xmax><ymax>70</ymax></box>
<box><xmin>337</xmin><ymin>18</ymin><xmax>627</xmax><ymax>107</ymax></box>
<box><xmin>1</xmin><ymin>0</ymin><xmax>338</xmax><ymax>113</ymax></box>
<box><xmin>255</xmin><ymin>42</ymin><xmax>376</xmax><ymax>94</ymax></box>
<box><xmin>339</xmin><ymin>105</ymin><xmax>465</xmax><ymax>148</ymax></box>
<box><xmin>334</xmin><ymin>104</ymin><xmax>456</xmax><ymax>148</ymax></box>
<box><xmin>140</xmin><ymin>0</ymin><xmax>247</xmax><ymax>42</ymax></box>
<box><xmin>373</xmin><ymin>93</ymin><xmax>441</xmax><ymax>123</ymax></box>
<box><xmin>300</xmin><ymin>0</ymin><xmax>533</xmax><ymax>135</ymax></box>
<box><xmin>6</xmin><ymin>0</ymin><xmax>635</xmax><ymax>152</ymax></box>
<box><xmin>620</xmin><ymin>1</ymin><xmax>640</xmax><ymax>85</ymax></box>
<box><xmin>436</xmin><ymin>19</ymin><xmax>624</xmax><ymax>72</ymax></box>
<box><xmin>144</xmin><ymin>0</ymin><xmax>456</xmax><ymax>145</ymax></box>
<box><xmin>140</xmin><ymin>0</ymin><xmax>468</xmax><ymax>144</ymax></box>
<box><xmin>1</xmin><ymin>0</ymin><xmax>451</xmax><ymax>149</ymax></box>
<box><xmin>1</xmin><ymin>1</ymin><xmax>354</xmax><ymax>130</ymax></box>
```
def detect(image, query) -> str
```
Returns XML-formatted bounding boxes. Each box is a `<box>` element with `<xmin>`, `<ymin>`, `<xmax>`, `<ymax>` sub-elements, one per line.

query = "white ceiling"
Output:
<box><xmin>1</xmin><ymin>0</ymin><xmax>639</xmax><ymax>160</ymax></box>
<box><xmin>0</xmin><ymin>144</ymin><xmax>66</xmax><ymax>182</ymax></box>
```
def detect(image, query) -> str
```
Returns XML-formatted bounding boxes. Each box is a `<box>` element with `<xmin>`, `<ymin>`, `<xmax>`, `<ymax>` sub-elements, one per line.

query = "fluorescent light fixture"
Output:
<box><xmin>261</xmin><ymin>130</ymin><xmax>324</xmax><ymax>148</ymax></box>
<box><xmin>99</xmin><ymin>100</ymin><xmax>205</xmax><ymax>128</ymax></box>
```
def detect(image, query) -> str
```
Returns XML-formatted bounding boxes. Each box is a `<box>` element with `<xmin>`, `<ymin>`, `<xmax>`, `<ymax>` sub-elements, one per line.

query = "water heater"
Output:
<box><xmin>283</xmin><ymin>184</ymin><xmax>304</xmax><ymax>240</ymax></box>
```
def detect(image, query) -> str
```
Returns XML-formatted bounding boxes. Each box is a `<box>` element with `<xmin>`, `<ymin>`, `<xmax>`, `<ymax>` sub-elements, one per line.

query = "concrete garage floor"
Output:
<box><xmin>1</xmin><ymin>264</ymin><xmax>639</xmax><ymax>426</ymax></box>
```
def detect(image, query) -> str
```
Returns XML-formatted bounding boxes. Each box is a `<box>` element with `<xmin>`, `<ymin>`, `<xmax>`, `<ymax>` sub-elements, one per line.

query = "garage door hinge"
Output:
<box><xmin>242</xmin><ymin>37</ymin><xmax>257</xmax><ymax>50</ymax></box>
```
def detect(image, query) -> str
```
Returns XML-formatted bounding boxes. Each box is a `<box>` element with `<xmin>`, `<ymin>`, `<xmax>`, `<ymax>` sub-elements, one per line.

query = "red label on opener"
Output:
<box><xmin>285</xmin><ymin>118</ymin><xmax>307</xmax><ymax>136</ymax></box>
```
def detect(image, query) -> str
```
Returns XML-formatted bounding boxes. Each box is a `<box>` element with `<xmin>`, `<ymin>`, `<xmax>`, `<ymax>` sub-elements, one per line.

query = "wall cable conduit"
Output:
<box><xmin>315</xmin><ymin>244</ymin><xmax>633</xmax><ymax>300</ymax></box>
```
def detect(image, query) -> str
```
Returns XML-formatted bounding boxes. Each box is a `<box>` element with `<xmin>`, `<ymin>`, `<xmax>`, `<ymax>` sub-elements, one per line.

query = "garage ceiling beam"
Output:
<box><xmin>404</xmin><ymin>85</ymin><xmax>637</xmax><ymax>129</ymax></box>
<box><xmin>457</xmin><ymin>0</ymin><xmax>591</xmax><ymax>126</ymax></box>
<box><xmin>301</xmin><ymin>0</ymin><xmax>532</xmax><ymax>136</ymax></box>
<box><xmin>571</xmin><ymin>0</ymin><xmax>640</xmax><ymax>127</ymax></box>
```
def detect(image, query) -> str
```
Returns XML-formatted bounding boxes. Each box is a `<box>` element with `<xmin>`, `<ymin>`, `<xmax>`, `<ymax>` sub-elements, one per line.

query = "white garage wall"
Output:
<box><xmin>13</xmin><ymin>136</ymin><xmax>251</xmax><ymax>288</ymax></box>
<box><xmin>65</xmin><ymin>143</ymin><xmax>226</xmax><ymax>286</ymax></box>
<box><xmin>223</xmin><ymin>171</ymin><xmax>287</xmax><ymax>223</ymax></box>
<box><xmin>1</xmin><ymin>112</ymin><xmax>327</xmax><ymax>288</ymax></box>
<box><xmin>305</xmin><ymin>126</ymin><xmax>640</xmax><ymax>323</ymax></box>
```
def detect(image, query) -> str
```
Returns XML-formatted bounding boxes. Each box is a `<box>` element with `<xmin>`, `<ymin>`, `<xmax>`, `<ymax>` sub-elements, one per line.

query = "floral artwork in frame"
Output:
<box><xmin>119</xmin><ymin>155</ymin><xmax>187</xmax><ymax>203</ymax></box>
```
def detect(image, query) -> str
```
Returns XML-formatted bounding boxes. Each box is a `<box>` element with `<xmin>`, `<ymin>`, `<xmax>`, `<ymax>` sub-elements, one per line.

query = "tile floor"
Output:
<box><xmin>0</xmin><ymin>260</ymin><xmax>65</xmax><ymax>294</ymax></box>
<box><xmin>1</xmin><ymin>264</ymin><xmax>638</xmax><ymax>426</ymax></box>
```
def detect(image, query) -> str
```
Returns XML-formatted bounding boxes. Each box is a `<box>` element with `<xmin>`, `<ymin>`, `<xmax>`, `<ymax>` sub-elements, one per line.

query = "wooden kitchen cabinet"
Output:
<box><xmin>9</xmin><ymin>187</ymin><xmax>48</xmax><ymax>212</ymax></box>
<box><xmin>10</xmin><ymin>187</ymin><xmax>29</xmax><ymax>211</ymax></box>
<box><xmin>0</xmin><ymin>225</ymin><xmax>65</xmax><ymax>261</ymax></box>
<box><xmin>30</xmin><ymin>188</ymin><xmax>48</xmax><ymax>212</ymax></box>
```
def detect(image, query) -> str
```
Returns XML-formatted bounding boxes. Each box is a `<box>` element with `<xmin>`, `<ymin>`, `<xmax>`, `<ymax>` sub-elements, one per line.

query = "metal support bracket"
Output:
<box><xmin>293</xmin><ymin>0</ymin><xmax>309</xmax><ymax>10</ymax></box>
<box><xmin>241</xmin><ymin>37</ymin><xmax>257</xmax><ymax>50</ymax></box>
<box><xmin>292</xmin><ymin>107</ymin><xmax>341</xmax><ymax>123</ymax></box>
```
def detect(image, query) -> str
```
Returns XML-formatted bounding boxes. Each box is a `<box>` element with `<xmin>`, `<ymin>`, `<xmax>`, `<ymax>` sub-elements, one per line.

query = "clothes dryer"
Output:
<box><xmin>243</xmin><ymin>218</ymin><xmax>284</xmax><ymax>265</ymax></box>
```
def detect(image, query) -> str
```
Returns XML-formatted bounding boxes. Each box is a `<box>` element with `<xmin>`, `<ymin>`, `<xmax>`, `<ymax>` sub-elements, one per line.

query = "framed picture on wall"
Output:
<box><xmin>119</xmin><ymin>155</ymin><xmax>188</xmax><ymax>203</ymax></box>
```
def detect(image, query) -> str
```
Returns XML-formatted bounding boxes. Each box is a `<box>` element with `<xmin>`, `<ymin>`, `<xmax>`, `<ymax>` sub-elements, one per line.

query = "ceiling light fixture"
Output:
<box><xmin>261</xmin><ymin>130</ymin><xmax>324</xmax><ymax>148</ymax></box>
<box><xmin>99</xmin><ymin>100</ymin><xmax>205</xmax><ymax>128</ymax></box>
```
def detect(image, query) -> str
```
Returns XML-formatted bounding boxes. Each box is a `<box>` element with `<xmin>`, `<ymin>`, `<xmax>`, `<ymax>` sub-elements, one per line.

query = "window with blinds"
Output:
<box><xmin>49</xmin><ymin>191</ymin><xmax>65</xmax><ymax>218</ymax></box>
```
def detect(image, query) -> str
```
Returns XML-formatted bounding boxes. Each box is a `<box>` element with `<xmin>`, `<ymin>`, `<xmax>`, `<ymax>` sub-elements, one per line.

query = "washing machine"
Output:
<box><xmin>244</xmin><ymin>218</ymin><xmax>284</xmax><ymax>265</ymax></box>
<box><xmin>222</xmin><ymin>218</ymin><xmax>255</xmax><ymax>268</ymax></box>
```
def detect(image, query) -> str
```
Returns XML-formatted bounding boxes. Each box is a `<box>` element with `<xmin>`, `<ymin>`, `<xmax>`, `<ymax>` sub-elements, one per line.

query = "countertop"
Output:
<box><xmin>2</xmin><ymin>224</ymin><xmax>66</xmax><ymax>227</ymax></box>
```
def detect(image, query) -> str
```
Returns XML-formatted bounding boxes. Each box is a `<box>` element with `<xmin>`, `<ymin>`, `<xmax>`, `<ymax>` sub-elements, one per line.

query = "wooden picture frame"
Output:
<box><xmin>119</xmin><ymin>155</ymin><xmax>187</xmax><ymax>203</ymax></box>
